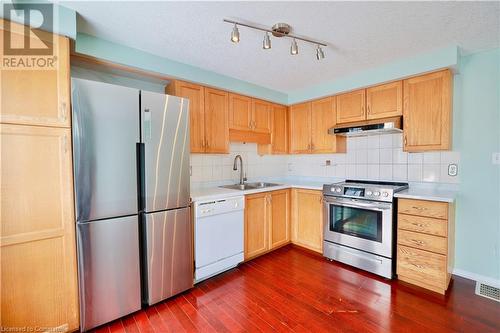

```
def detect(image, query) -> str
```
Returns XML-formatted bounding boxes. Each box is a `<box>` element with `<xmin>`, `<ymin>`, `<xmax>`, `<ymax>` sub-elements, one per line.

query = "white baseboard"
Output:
<box><xmin>453</xmin><ymin>268</ymin><xmax>500</xmax><ymax>288</ymax></box>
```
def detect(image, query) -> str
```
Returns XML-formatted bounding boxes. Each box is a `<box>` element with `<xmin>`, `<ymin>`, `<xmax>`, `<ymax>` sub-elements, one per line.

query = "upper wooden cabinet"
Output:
<box><xmin>336</xmin><ymin>89</ymin><xmax>366</xmax><ymax>124</ymax></box>
<box><xmin>289</xmin><ymin>102</ymin><xmax>312</xmax><ymax>154</ymax></box>
<box><xmin>167</xmin><ymin>82</ymin><xmax>229</xmax><ymax>153</ymax></box>
<box><xmin>257</xmin><ymin>104</ymin><xmax>288</xmax><ymax>155</ymax></box>
<box><xmin>289</xmin><ymin>98</ymin><xmax>345</xmax><ymax>154</ymax></box>
<box><xmin>1</xmin><ymin>24</ymin><xmax>70</xmax><ymax>128</ymax></box>
<box><xmin>229</xmin><ymin>94</ymin><xmax>272</xmax><ymax>144</ymax></box>
<box><xmin>291</xmin><ymin>189</ymin><xmax>323</xmax><ymax>253</ymax></box>
<box><xmin>1</xmin><ymin>126</ymin><xmax>79</xmax><ymax>330</ymax></box>
<box><xmin>245</xmin><ymin>189</ymin><xmax>290</xmax><ymax>260</ymax></box>
<box><xmin>204</xmin><ymin>87</ymin><xmax>229</xmax><ymax>153</ymax></box>
<box><xmin>403</xmin><ymin>70</ymin><xmax>452</xmax><ymax>152</ymax></box>
<box><xmin>167</xmin><ymin>81</ymin><xmax>206</xmax><ymax>153</ymax></box>
<box><xmin>366</xmin><ymin>81</ymin><xmax>403</xmax><ymax>120</ymax></box>
<box><xmin>252</xmin><ymin>99</ymin><xmax>272</xmax><ymax>133</ymax></box>
<box><xmin>229</xmin><ymin>93</ymin><xmax>252</xmax><ymax>131</ymax></box>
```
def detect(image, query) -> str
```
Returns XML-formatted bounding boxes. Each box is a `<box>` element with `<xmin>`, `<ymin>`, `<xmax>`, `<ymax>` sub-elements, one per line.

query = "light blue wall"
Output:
<box><xmin>75</xmin><ymin>33</ymin><xmax>289</xmax><ymax>104</ymax></box>
<box><xmin>453</xmin><ymin>48</ymin><xmax>500</xmax><ymax>280</ymax></box>
<box><xmin>287</xmin><ymin>46</ymin><xmax>459</xmax><ymax>104</ymax></box>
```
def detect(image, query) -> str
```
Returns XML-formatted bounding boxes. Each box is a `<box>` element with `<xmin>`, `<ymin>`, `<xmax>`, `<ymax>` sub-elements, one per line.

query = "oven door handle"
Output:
<box><xmin>324</xmin><ymin>197</ymin><xmax>391</xmax><ymax>211</ymax></box>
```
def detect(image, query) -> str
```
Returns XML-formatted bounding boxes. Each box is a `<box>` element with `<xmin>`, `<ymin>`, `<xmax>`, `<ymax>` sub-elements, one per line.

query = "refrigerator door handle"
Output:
<box><xmin>136</xmin><ymin>142</ymin><xmax>145</xmax><ymax>212</ymax></box>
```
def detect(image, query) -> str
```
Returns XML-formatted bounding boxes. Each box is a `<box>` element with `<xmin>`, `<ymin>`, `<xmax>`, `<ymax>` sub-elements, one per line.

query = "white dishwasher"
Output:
<box><xmin>193</xmin><ymin>196</ymin><xmax>244</xmax><ymax>283</ymax></box>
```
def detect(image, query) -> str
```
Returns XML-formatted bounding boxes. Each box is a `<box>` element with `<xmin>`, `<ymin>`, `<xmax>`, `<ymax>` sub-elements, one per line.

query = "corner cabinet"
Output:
<box><xmin>167</xmin><ymin>82</ymin><xmax>229</xmax><ymax>153</ymax></box>
<box><xmin>291</xmin><ymin>189</ymin><xmax>323</xmax><ymax>253</ymax></box>
<box><xmin>245</xmin><ymin>190</ymin><xmax>290</xmax><ymax>260</ymax></box>
<box><xmin>403</xmin><ymin>70</ymin><xmax>452</xmax><ymax>152</ymax></box>
<box><xmin>1</xmin><ymin>20</ymin><xmax>79</xmax><ymax>331</ymax></box>
<box><xmin>289</xmin><ymin>98</ymin><xmax>345</xmax><ymax>154</ymax></box>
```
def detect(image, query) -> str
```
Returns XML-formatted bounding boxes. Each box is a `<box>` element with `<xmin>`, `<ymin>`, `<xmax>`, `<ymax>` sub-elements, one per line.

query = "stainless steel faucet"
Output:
<box><xmin>233</xmin><ymin>154</ymin><xmax>245</xmax><ymax>185</ymax></box>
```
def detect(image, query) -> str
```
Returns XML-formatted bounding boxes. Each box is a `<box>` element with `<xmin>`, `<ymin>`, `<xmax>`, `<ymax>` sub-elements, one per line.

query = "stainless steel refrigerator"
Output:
<box><xmin>72</xmin><ymin>78</ymin><xmax>192</xmax><ymax>331</ymax></box>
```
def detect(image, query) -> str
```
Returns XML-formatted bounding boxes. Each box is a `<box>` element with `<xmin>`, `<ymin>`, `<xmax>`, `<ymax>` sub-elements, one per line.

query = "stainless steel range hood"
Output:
<box><xmin>329</xmin><ymin>116</ymin><xmax>402</xmax><ymax>137</ymax></box>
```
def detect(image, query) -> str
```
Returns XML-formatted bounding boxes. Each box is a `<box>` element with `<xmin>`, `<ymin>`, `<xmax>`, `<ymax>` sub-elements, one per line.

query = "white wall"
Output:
<box><xmin>288</xmin><ymin>133</ymin><xmax>460</xmax><ymax>184</ymax></box>
<box><xmin>191</xmin><ymin>133</ymin><xmax>460</xmax><ymax>185</ymax></box>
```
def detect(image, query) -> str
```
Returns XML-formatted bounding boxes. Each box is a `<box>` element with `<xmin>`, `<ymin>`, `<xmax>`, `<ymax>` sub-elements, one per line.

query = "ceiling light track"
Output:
<box><xmin>223</xmin><ymin>18</ymin><xmax>327</xmax><ymax>60</ymax></box>
<box><xmin>223</xmin><ymin>19</ymin><xmax>326</xmax><ymax>46</ymax></box>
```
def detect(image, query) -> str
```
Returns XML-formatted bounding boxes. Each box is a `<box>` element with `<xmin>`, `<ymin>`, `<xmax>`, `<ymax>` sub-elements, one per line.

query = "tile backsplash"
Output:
<box><xmin>190</xmin><ymin>134</ymin><xmax>460</xmax><ymax>185</ymax></box>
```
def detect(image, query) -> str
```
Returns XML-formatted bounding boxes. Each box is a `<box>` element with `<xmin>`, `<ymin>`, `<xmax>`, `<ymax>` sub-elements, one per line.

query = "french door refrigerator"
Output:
<box><xmin>72</xmin><ymin>78</ymin><xmax>192</xmax><ymax>331</ymax></box>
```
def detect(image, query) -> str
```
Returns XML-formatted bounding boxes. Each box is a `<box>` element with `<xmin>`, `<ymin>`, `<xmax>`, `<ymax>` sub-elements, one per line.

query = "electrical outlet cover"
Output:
<box><xmin>492</xmin><ymin>153</ymin><xmax>500</xmax><ymax>165</ymax></box>
<box><xmin>448</xmin><ymin>164</ymin><xmax>458</xmax><ymax>176</ymax></box>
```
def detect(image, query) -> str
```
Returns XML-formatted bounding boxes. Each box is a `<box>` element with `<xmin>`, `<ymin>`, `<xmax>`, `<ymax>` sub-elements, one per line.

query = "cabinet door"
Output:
<box><xmin>270</xmin><ymin>190</ymin><xmax>290</xmax><ymax>249</ymax></box>
<box><xmin>336</xmin><ymin>89</ymin><xmax>366</xmax><ymax>124</ymax></box>
<box><xmin>166</xmin><ymin>81</ymin><xmax>205</xmax><ymax>153</ymax></box>
<box><xmin>1</xmin><ymin>124</ymin><xmax>79</xmax><ymax>330</ymax></box>
<box><xmin>271</xmin><ymin>104</ymin><xmax>288</xmax><ymax>154</ymax></box>
<box><xmin>291</xmin><ymin>189</ymin><xmax>323</xmax><ymax>253</ymax></box>
<box><xmin>245</xmin><ymin>193</ymin><xmax>269</xmax><ymax>260</ymax></box>
<box><xmin>311</xmin><ymin>97</ymin><xmax>345</xmax><ymax>153</ymax></box>
<box><xmin>229</xmin><ymin>93</ymin><xmax>252</xmax><ymax>131</ymax></box>
<box><xmin>252</xmin><ymin>99</ymin><xmax>272</xmax><ymax>133</ymax></box>
<box><xmin>403</xmin><ymin>70</ymin><xmax>452</xmax><ymax>152</ymax></box>
<box><xmin>204</xmin><ymin>87</ymin><xmax>229</xmax><ymax>153</ymax></box>
<box><xmin>366</xmin><ymin>81</ymin><xmax>402</xmax><ymax>120</ymax></box>
<box><xmin>289</xmin><ymin>102</ymin><xmax>312</xmax><ymax>153</ymax></box>
<box><xmin>1</xmin><ymin>25</ymin><xmax>70</xmax><ymax>128</ymax></box>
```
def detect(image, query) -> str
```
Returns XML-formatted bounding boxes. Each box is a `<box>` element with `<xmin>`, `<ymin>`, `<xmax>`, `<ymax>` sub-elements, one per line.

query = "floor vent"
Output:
<box><xmin>475</xmin><ymin>282</ymin><xmax>500</xmax><ymax>302</ymax></box>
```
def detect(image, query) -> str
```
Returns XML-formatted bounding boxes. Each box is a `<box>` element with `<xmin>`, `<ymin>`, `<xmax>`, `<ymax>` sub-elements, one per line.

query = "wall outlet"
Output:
<box><xmin>492</xmin><ymin>153</ymin><xmax>500</xmax><ymax>165</ymax></box>
<box><xmin>448</xmin><ymin>164</ymin><xmax>458</xmax><ymax>176</ymax></box>
<box><xmin>325</xmin><ymin>160</ymin><xmax>331</xmax><ymax>166</ymax></box>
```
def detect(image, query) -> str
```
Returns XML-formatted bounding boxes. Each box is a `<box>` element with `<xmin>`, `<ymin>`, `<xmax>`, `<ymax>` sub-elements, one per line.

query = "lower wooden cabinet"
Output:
<box><xmin>291</xmin><ymin>189</ymin><xmax>323</xmax><ymax>253</ymax></box>
<box><xmin>244</xmin><ymin>189</ymin><xmax>290</xmax><ymax>260</ymax></box>
<box><xmin>396</xmin><ymin>198</ymin><xmax>455</xmax><ymax>294</ymax></box>
<box><xmin>0</xmin><ymin>124</ymin><xmax>79</xmax><ymax>330</ymax></box>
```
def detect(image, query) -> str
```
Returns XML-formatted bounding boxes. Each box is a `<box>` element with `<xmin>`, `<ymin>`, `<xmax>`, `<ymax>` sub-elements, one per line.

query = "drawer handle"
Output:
<box><xmin>411</xmin><ymin>222</ymin><xmax>425</xmax><ymax>228</ymax></box>
<box><xmin>412</xmin><ymin>206</ymin><xmax>425</xmax><ymax>210</ymax></box>
<box><xmin>411</xmin><ymin>263</ymin><xmax>425</xmax><ymax>269</ymax></box>
<box><xmin>411</xmin><ymin>239</ymin><xmax>424</xmax><ymax>245</ymax></box>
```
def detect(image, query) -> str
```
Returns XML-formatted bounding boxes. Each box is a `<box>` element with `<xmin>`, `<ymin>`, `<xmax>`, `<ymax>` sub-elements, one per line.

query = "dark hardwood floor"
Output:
<box><xmin>91</xmin><ymin>245</ymin><xmax>500</xmax><ymax>333</ymax></box>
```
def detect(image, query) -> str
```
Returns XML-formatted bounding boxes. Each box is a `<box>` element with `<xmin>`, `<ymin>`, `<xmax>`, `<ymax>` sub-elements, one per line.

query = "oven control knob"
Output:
<box><xmin>366</xmin><ymin>190</ymin><xmax>372</xmax><ymax>196</ymax></box>
<box><xmin>336</xmin><ymin>187</ymin><xmax>342</xmax><ymax>193</ymax></box>
<box><xmin>373</xmin><ymin>191</ymin><xmax>380</xmax><ymax>196</ymax></box>
<box><xmin>382</xmin><ymin>192</ymin><xmax>389</xmax><ymax>197</ymax></box>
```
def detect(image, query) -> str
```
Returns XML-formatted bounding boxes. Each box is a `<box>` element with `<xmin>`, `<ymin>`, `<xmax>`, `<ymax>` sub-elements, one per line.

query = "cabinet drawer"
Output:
<box><xmin>397</xmin><ymin>229</ymin><xmax>447</xmax><ymax>255</ymax></box>
<box><xmin>398</xmin><ymin>199</ymin><xmax>448</xmax><ymax>219</ymax></box>
<box><xmin>398</xmin><ymin>214</ymin><xmax>447</xmax><ymax>237</ymax></box>
<box><xmin>397</xmin><ymin>245</ymin><xmax>446</xmax><ymax>288</ymax></box>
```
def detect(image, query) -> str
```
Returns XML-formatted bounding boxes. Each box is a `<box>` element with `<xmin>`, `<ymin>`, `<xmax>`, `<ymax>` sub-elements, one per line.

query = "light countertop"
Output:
<box><xmin>395</xmin><ymin>188</ymin><xmax>458</xmax><ymax>203</ymax></box>
<box><xmin>191</xmin><ymin>178</ymin><xmax>328</xmax><ymax>202</ymax></box>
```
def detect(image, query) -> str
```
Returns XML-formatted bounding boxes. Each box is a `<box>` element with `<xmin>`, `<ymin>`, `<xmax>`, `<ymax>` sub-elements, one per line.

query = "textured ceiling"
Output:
<box><xmin>62</xmin><ymin>1</ymin><xmax>500</xmax><ymax>92</ymax></box>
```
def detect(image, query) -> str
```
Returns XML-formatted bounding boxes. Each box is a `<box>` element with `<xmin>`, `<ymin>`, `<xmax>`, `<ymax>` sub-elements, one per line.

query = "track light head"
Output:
<box><xmin>231</xmin><ymin>24</ymin><xmax>240</xmax><ymax>43</ymax></box>
<box><xmin>263</xmin><ymin>32</ymin><xmax>271</xmax><ymax>49</ymax></box>
<box><xmin>290</xmin><ymin>38</ymin><xmax>298</xmax><ymax>55</ymax></box>
<box><xmin>316</xmin><ymin>45</ymin><xmax>325</xmax><ymax>60</ymax></box>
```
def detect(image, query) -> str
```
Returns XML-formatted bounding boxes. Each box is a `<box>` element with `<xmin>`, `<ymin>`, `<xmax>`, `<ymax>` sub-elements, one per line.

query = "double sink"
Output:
<box><xmin>220</xmin><ymin>182</ymin><xmax>281</xmax><ymax>191</ymax></box>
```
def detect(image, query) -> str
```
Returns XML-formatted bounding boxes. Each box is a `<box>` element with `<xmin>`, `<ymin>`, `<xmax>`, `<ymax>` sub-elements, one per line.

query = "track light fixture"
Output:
<box><xmin>231</xmin><ymin>23</ymin><xmax>240</xmax><ymax>43</ymax></box>
<box><xmin>290</xmin><ymin>38</ymin><xmax>298</xmax><ymax>55</ymax></box>
<box><xmin>224</xmin><ymin>19</ymin><xmax>327</xmax><ymax>60</ymax></box>
<box><xmin>263</xmin><ymin>32</ymin><xmax>271</xmax><ymax>49</ymax></box>
<box><xmin>316</xmin><ymin>45</ymin><xmax>325</xmax><ymax>60</ymax></box>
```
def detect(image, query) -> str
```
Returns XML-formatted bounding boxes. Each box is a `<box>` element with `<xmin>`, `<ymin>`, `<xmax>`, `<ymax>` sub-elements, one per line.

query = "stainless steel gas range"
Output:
<box><xmin>322</xmin><ymin>180</ymin><xmax>408</xmax><ymax>279</ymax></box>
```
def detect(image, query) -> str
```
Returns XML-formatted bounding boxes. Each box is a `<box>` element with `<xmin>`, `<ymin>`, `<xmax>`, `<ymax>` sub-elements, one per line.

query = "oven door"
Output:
<box><xmin>323</xmin><ymin>196</ymin><xmax>393</xmax><ymax>258</ymax></box>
